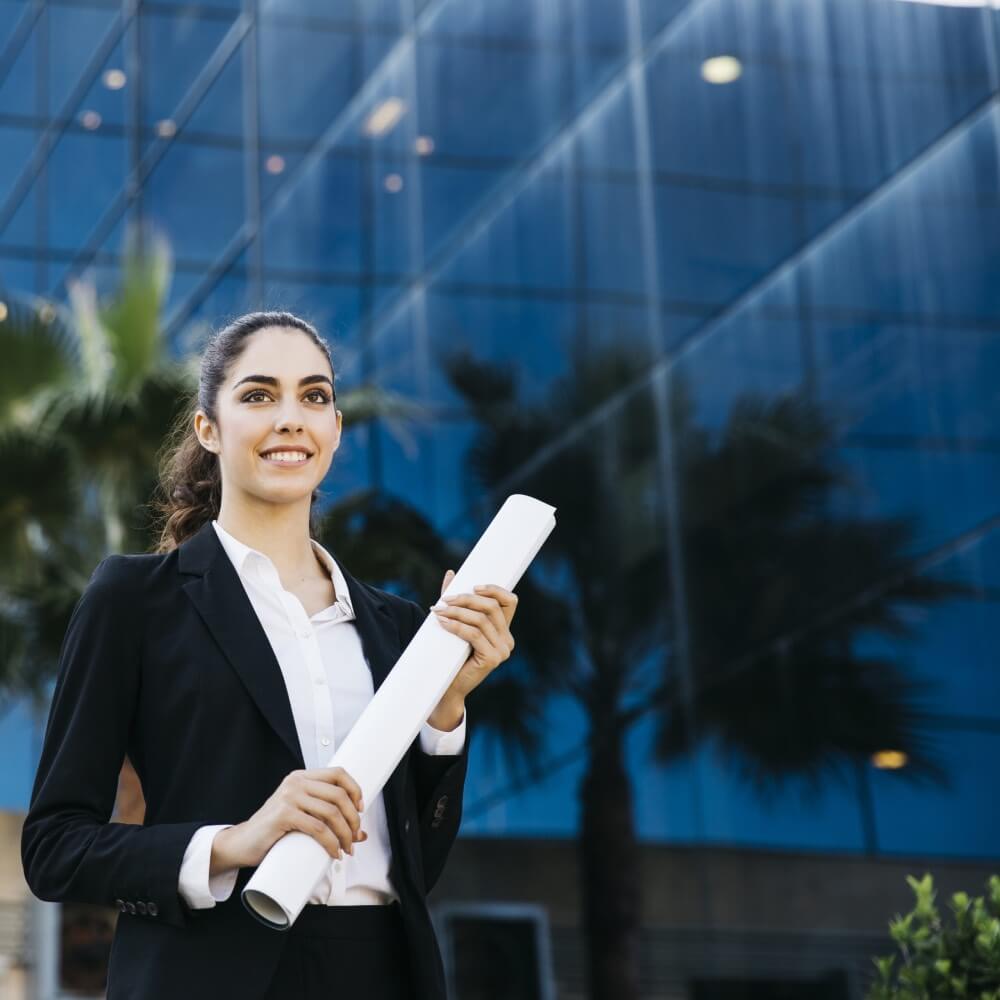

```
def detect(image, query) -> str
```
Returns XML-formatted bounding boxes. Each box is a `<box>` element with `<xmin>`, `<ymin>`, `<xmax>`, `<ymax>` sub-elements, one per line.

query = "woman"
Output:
<box><xmin>20</xmin><ymin>311</ymin><xmax>518</xmax><ymax>1000</ymax></box>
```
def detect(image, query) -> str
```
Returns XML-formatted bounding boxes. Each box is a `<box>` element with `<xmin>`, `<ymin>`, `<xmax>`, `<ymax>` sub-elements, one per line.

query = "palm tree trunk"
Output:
<box><xmin>577</xmin><ymin>722</ymin><xmax>641</xmax><ymax>1000</ymax></box>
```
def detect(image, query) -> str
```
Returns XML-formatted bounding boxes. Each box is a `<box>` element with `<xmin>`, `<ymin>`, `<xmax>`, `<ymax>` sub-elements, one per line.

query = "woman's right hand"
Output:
<box><xmin>212</xmin><ymin>766</ymin><xmax>369</xmax><ymax>872</ymax></box>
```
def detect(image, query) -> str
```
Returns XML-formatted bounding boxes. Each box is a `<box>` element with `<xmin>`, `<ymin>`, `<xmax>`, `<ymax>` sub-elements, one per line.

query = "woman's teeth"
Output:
<box><xmin>263</xmin><ymin>452</ymin><xmax>310</xmax><ymax>463</ymax></box>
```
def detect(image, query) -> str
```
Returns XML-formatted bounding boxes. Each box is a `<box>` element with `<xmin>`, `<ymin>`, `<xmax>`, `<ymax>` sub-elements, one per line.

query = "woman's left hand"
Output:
<box><xmin>431</xmin><ymin>568</ymin><xmax>518</xmax><ymax>702</ymax></box>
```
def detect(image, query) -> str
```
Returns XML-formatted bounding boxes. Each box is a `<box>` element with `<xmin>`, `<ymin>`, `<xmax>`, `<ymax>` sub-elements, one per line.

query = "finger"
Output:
<box><xmin>440</xmin><ymin>568</ymin><xmax>455</xmax><ymax>596</ymax></box>
<box><xmin>299</xmin><ymin>797</ymin><xmax>356</xmax><ymax>856</ymax></box>
<box><xmin>434</xmin><ymin>607</ymin><xmax>508</xmax><ymax>661</ymax></box>
<box><xmin>441</xmin><ymin>592</ymin><xmax>510</xmax><ymax>636</ymax></box>
<box><xmin>303</xmin><ymin>780</ymin><xmax>363</xmax><ymax>834</ymax></box>
<box><xmin>319</xmin><ymin>767</ymin><xmax>364</xmax><ymax>811</ymax></box>
<box><xmin>472</xmin><ymin>585</ymin><xmax>518</xmax><ymax>622</ymax></box>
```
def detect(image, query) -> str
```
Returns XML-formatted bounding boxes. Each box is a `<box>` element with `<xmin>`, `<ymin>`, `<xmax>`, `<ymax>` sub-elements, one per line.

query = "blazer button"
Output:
<box><xmin>126</xmin><ymin>902</ymin><xmax>136</xmax><ymax>915</ymax></box>
<box><xmin>404</xmin><ymin>819</ymin><xmax>410</xmax><ymax>833</ymax></box>
<box><xmin>115</xmin><ymin>898</ymin><xmax>125</xmax><ymax>911</ymax></box>
<box><xmin>148</xmin><ymin>902</ymin><xmax>159</xmax><ymax>917</ymax></box>
<box><xmin>136</xmin><ymin>901</ymin><xmax>147</xmax><ymax>915</ymax></box>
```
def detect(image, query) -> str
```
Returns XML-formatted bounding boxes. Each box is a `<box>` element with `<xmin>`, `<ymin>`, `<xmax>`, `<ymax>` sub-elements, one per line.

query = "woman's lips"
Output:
<box><xmin>260</xmin><ymin>453</ymin><xmax>312</xmax><ymax>467</ymax></box>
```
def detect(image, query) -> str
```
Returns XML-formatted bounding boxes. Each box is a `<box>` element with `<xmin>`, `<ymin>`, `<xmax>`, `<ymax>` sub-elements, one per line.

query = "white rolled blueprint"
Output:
<box><xmin>242</xmin><ymin>493</ymin><xmax>557</xmax><ymax>928</ymax></box>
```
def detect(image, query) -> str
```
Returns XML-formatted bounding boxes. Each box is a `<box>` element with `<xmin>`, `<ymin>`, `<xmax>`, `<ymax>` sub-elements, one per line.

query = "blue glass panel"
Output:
<box><xmin>424</xmin><ymin>291</ymin><xmax>576</xmax><ymax>406</ymax></box>
<box><xmin>258</xmin><ymin>23</ymin><xmax>358</xmax><ymax>144</ymax></box>
<box><xmin>803</xmin><ymin>107</ymin><xmax>1000</xmax><ymax>320</ymax></box>
<box><xmin>653</xmin><ymin>181</ymin><xmax>800</xmax><ymax>305</ymax></box>
<box><xmin>815</xmin><ymin>322</ymin><xmax>1000</xmax><ymax>442</ymax></box>
<box><xmin>462</xmin><ymin>695</ymin><xmax>588</xmax><ymax>838</ymax></box>
<box><xmin>48</xmin><ymin>5</ymin><xmax>117</xmax><ymax>117</ymax></box>
<box><xmin>0</xmin><ymin>17</ymin><xmax>35</xmax><ymax>115</ymax></box>
<box><xmin>261</xmin><ymin>153</ymin><xmax>361</xmax><ymax>273</ymax></box>
<box><xmin>416</xmin><ymin>37</ymin><xmax>572</xmax><ymax>161</ymax></box>
<box><xmin>873</xmin><ymin>728</ymin><xmax>1000</xmax><ymax>859</ymax></box>
<box><xmin>0</xmin><ymin>1</ymin><xmax>29</xmax><ymax>53</ymax></box>
<box><xmin>0</xmin><ymin>257</ymin><xmax>37</xmax><ymax>295</ymax></box>
<box><xmin>834</xmin><ymin>446</ymin><xmax>1000</xmax><ymax>556</ymax></box>
<box><xmin>0</xmin><ymin>185</ymin><xmax>36</xmax><ymax>247</ymax></box>
<box><xmin>697</xmin><ymin>740</ymin><xmax>867</xmax><ymax>851</ymax></box>
<box><xmin>70</xmin><ymin>39</ymin><xmax>127</xmax><ymax>129</ymax></box>
<box><xmin>141</xmin><ymin>8</ymin><xmax>238</xmax><ymax>145</ymax></box>
<box><xmin>438</xmin><ymin>161</ymin><xmax>574</xmax><ymax>292</ymax></box>
<box><xmin>0</xmin><ymin>127</ymin><xmax>35</xmax><ymax>205</ymax></box>
<box><xmin>144</xmin><ymin>140</ymin><xmax>244</xmax><ymax>263</ymax></box>
<box><xmin>856</xmin><ymin>597</ymin><xmax>1000</xmax><ymax>723</ymax></box>
<box><xmin>177</xmin><ymin>35</ymin><xmax>243</xmax><ymax>142</ymax></box>
<box><xmin>47</xmin><ymin>131</ymin><xmax>126</xmax><ymax>250</ymax></box>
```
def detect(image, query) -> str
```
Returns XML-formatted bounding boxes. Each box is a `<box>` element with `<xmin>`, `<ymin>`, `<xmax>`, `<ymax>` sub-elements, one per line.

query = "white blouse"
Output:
<box><xmin>176</xmin><ymin>518</ymin><xmax>466</xmax><ymax>909</ymax></box>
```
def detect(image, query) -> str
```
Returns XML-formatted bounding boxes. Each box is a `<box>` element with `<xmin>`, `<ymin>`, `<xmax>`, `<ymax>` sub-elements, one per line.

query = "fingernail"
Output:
<box><xmin>430</xmin><ymin>602</ymin><xmax>446</xmax><ymax>611</ymax></box>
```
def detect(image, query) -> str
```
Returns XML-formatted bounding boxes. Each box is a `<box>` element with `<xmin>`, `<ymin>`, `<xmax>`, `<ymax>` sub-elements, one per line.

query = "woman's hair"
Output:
<box><xmin>149</xmin><ymin>310</ymin><xmax>337</xmax><ymax>554</ymax></box>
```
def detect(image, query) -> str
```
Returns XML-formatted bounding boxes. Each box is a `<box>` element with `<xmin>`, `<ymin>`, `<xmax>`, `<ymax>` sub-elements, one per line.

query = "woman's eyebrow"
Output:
<box><xmin>233</xmin><ymin>374</ymin><xmax>333</xmax><ymax>390</ymax></box>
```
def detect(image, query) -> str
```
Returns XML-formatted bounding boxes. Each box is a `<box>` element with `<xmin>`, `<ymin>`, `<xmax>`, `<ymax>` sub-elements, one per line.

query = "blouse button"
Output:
<box><xmin>321</xmin><ymin>738</ymin><xmax>330</xmax><ymax>746</ymax></box>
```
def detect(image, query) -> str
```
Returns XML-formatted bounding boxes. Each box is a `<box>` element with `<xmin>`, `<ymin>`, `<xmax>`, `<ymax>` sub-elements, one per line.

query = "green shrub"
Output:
<box><xmin>866</xmin><ymin>874</ymin><xmax>1000</xmax><ymax>1000</ymax></box>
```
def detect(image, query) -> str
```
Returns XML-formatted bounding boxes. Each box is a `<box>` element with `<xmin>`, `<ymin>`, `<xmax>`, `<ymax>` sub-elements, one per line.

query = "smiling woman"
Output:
<box><xmin>152</xmin><ymin>311</ymin><xmax>341</xmax><ymax>551</ymax></box>
<box><xmin>20</xmin><ymin>310</ymin><xmax>474</xmax><ymax>1000</ymax></box>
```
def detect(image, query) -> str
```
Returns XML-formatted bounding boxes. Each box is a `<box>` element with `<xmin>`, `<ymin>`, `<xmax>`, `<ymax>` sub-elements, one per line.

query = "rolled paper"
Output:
<box><xmin>242</xmin><ymin>493</ymin><xmax>557</xmax><ymax>928</ymax></box>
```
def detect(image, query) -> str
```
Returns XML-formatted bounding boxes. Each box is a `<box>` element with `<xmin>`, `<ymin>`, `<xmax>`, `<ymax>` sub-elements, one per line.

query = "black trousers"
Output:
<box><xmin>261</xmin><ymin>900</ymin><xmax>415</xmax><ymax>999</ymax></box>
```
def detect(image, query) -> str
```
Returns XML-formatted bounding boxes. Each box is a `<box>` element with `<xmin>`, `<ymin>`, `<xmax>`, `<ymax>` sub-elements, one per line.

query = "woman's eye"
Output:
<box><xmin>241</xmin><ymin>389</ymin><xmax>330</xmax><ymax>403</ymax></box>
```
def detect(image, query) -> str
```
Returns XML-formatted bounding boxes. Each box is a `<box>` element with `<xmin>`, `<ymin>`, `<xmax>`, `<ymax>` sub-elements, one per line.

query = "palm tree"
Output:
<box><xmin>435</xmin><ymin>340</ymin><xmax>967</xmax><ymax>1000</ymax></box>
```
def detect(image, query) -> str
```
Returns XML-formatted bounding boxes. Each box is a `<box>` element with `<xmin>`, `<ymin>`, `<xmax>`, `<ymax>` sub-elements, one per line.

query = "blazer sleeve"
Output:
<box><xmin>20</xmin><ymin>555</ymin><xmax>206</xmax><ymax>930</ymax></box>
<box><xmin>401</xmin><ymin>597</ymin><xmax>473</xmax><ymax>895</ymax></box>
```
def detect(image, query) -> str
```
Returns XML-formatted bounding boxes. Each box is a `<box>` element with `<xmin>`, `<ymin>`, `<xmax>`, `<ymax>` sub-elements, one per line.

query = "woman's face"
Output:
<box><xmin>195</xmin><ymin>325</ymin><xmax>341</xmax><ymax>506</ymax></box>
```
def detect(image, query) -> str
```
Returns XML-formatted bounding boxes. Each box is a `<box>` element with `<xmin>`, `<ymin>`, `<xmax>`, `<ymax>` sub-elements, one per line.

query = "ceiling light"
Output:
<box><xmin>102</xmin><ymin>68</ymin><xmax>126</xmax><ymax>90</ymax></box>
<box><xmin>80</xmin><ymin>110</ymin><xmax>102</xmax><ymax>130</ymax></box>
<box><xmin>265</xmin><ymin>155</ymin><xmax>286</xmax><ymax>175</ymax></box>
<box><xmin>0</xmin><ymin>302</ymin><xmax>7</xmax><ymax>322</ymax></box>
<box><xmin>701</xmin><ymin>55</ymin><xmax>742</xmax><ymax>85</ymax></box>
<box><xmin>384</xmin><ymin>173</ymin><xmax>403</xmax><ymax>193</ymax></box>
<box><xmin>156</xmin><ymin>119</ymin><xmax>177</xmax><ymax>138</ymax></box>
<box><xmin>363</xmin><ymin>98</ymin><xmax>406</xmax><ymax>137</ymax></box>
<box><xmin>414</xmin><ymin>135</ymin><xmax>435</xmax><ymax>155</ymax></box>
<box><xmin>871</xmin><ymin>749</ymin><xmax>908</xmax><ymax>770</ymax></box>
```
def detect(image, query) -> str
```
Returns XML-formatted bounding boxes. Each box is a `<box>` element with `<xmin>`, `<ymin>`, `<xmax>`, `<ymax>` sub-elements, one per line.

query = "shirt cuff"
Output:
<box><xmin>419</xmin><ymin>707</ymin><xmax>467</xmax><ymax>755</ymax></box>
<box><xmin>178</xmin><ymin>824</ymin><xmax>239</xmax><ymax>909</ymax></box>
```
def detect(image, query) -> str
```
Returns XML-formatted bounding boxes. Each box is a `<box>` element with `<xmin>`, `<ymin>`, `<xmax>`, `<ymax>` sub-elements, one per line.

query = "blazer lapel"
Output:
<box><xmin>176</xmin><ymin>519</ymin><xmax>402</xmax><ymax>772</ymax></box>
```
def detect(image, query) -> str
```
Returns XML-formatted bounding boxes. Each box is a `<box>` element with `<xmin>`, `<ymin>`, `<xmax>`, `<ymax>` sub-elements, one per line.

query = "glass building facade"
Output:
<box><xmin>2</xmin><ymin>0</ymin><xmax>1000</xmax><ymax>997</ymax></box>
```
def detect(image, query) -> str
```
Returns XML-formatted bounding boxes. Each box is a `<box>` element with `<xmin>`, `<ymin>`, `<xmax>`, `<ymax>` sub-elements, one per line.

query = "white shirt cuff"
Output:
<box><xmin>178</xmin><ymin>824</ymin><xmax>239</xmax><ymax>909</ymax></box>
<box><xmin>419</xmin><ymin>707</ymin><xmax>467</xmax><ymax>755</ymax></box>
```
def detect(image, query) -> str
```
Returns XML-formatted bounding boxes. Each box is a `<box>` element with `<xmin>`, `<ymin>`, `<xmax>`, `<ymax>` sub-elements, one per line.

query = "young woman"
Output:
<box><xmin>21</xmin><ymin>311</ymin><xmax>518</xmax><ymax>1000</ymax></box>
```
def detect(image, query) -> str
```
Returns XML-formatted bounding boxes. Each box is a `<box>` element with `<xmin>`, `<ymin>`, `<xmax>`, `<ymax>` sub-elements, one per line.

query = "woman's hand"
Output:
<box><xmin>213</xmin><ymin>766</ymin><xmax>369</xmax><ymax>871</ymax></box>
<box><xmin>430</xmin><ymin>569</ymin><xmax>519</xmax><ymax>704</ymax></box>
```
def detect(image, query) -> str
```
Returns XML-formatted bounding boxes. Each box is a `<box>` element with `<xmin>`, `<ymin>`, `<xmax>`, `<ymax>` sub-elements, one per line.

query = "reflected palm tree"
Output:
<box><xmin>436</xmin><ymin>340</ymin><xmax>967</xmax><ymax>1000</ymax></box>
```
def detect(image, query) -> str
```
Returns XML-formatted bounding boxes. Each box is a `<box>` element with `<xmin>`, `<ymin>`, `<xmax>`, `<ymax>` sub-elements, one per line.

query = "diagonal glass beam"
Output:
<box><xmin>48</xmin><ymin>11</ymin><xmax>253</xmax><ymax>298</ymax></box>
<box><xmin>0</xmin><ymin>0</ymin><xmax>42</xmax><ymax>93</ymax></box>
<box><xmin>0</xmin><ymin>0</ymin><xmax>136</xmax><ymax>237</ymax></box>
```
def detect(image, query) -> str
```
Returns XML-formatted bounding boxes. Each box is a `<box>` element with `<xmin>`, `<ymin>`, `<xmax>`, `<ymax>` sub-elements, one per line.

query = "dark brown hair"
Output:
<box><xmin>150</xmin><ymin>310</ymin><xmax>337</xmax><ymax>553</ymax></box>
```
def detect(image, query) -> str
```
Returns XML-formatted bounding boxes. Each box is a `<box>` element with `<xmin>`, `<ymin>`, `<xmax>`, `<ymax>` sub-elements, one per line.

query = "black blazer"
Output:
<box><xmin>21</xmin><ymin>517</ymin><xmax>471</xmax><ymax>1000</ymax></box>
